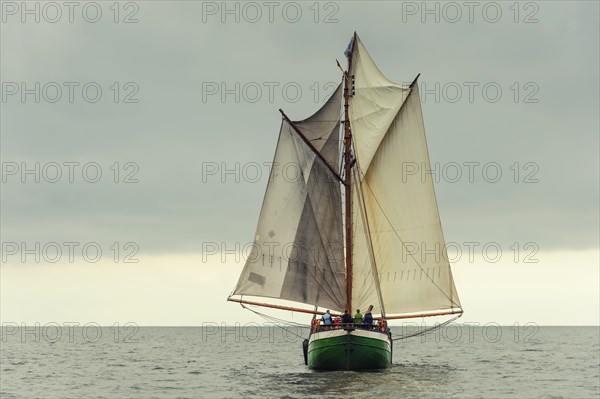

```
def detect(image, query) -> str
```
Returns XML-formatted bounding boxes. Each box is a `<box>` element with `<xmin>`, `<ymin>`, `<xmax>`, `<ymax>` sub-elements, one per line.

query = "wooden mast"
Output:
<box><xmin>343</xmin><ymin>33</ymin><xmax>356</xmax><ymax>313</ymax></box>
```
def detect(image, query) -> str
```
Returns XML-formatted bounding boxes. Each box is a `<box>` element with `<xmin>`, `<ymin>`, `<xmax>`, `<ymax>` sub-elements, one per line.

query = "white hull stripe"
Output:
<box><xmin>309</xmin><ymin>329</ymin><xmax>391</xmax><ymax>345</ymax></box>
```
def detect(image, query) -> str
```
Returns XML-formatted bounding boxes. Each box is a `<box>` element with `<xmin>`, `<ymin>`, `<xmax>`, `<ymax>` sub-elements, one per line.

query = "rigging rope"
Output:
<box><xmin>391</xmin><ymin>314</ymin><xmax>462</xmax><ymax>341</ymax></box>
<box><xmin>357</xmin><ymin>167</ymin><xmax>460</xmax><ymax>309</ymax></box>
<box><xmin>353</xmin><ymin>161</ymin><xmax>387</xmax><ymax>316</ymax></box>
<box><xmin>239</xmin><ymin>302</ymin><xmax>310</xmax><ymax>340</ymax></box>
<box><xmin>238</xmin><ymin>302</ymin><xmax>461</xmax><ymax>342</ymax></box>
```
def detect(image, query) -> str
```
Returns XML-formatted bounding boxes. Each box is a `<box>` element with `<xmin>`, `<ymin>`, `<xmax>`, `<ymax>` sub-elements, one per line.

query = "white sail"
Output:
<box><xmin>294</xmin><ymin>84</ymin><xmax>343</xmax><ymax>171</ymax></box>
<box><xmin>351</xmin><ymin>174</ymin><xmax>385</xmax><ymax>314</ymax></box>
<box><xmin>349</xmin><ymin>36</ymin><xmax>461</xmax><ymax>315</ymax></box>
<box><xmin>348</xmin><ymin>36</ymin><xmax>410</xmax><ymax>175</ymax></box>
<box><xmin>232</xmin><ymin>85</ymin><xmax>347</xmax><ymax>311</ymax></box>
<box><xmin>231</xmin><ymin>35</ymin><xmax>462</xmax><ymax>319</ymax></box>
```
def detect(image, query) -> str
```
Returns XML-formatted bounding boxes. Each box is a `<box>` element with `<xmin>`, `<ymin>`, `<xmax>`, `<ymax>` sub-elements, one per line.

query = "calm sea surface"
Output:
<box><xmin>1</xmin><ymin>326</ymin><xmax>598</xmax><ymax>399</ymax></box>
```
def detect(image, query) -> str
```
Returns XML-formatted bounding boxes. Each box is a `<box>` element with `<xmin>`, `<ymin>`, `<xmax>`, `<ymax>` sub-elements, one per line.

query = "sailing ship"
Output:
<box><xmin>228</xmin><ymin>33</ymin><xmax>462</xmax><ymax>370</ymax></box>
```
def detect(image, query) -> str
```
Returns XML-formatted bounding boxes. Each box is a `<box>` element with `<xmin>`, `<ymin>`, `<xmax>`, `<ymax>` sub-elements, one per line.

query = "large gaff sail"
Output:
<box><xmin>232</xmin><ymin>84</ymin><xmax>347</xmax><ymax>311</ymax></box>
<box><xmin>349</xmin><ymin>36</ymin><xmax>461</xmax><ymax>315</ymax></box>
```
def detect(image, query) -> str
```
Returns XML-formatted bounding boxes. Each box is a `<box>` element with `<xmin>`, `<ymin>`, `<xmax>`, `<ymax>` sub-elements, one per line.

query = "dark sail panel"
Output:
<box><xmin>232</xmin><ymin>85</ymin><xmax>346</xmax><ymax>311</ymax></box>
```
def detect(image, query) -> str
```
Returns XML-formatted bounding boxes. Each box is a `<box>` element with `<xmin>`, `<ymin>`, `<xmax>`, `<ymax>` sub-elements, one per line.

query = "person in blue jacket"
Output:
<box><xmin>363</xmin><ymin>308</ymin><xmax>374</xmax><ymax>327</ymax></box>
<box><xmin>322</xmin><ymin>310</ymin><xmax>333</xmax><ymax>325</ymax></box>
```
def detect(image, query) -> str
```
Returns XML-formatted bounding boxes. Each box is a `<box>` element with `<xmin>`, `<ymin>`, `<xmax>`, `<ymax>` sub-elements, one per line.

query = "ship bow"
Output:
<box><xmin>307</xmin><ymin>328</ymin><xmax>392</xmax><ymax>370</ymax></box>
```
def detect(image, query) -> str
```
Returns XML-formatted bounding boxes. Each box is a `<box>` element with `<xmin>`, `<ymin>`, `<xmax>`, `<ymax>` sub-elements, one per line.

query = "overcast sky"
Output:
<box><xmin>1</xmin><ymin>1</ymin><xmax>598</xmax><ymax>326</ymax></box>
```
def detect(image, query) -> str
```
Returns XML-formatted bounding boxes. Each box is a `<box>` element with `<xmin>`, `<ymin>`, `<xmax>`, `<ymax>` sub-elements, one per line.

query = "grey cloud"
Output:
<box><xmin>1</xmin><ymin>1</ymin><xmax>598</xmax><ymax>256</ymax></box>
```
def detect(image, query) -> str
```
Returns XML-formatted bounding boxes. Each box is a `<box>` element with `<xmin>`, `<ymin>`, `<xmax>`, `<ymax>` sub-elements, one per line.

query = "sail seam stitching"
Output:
<box><xmin>359</xmin><ymin>173</ymin><xmax>460</xmax><ymax>309</ymax></box>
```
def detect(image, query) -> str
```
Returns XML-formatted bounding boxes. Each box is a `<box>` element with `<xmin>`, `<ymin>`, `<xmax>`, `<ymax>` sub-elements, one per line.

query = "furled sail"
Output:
<box><xmin>232</xmin><ymin>84</ymin><xmax>347</xmax><ymax>311</ymax></box>
<box><xmin>349</xmin><ymin>36</ymin><xmax>461</xmax><ymax>315</ymax></box>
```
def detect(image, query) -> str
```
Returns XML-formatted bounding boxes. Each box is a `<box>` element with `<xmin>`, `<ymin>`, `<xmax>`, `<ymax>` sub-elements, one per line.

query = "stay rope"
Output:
<box><xmin>390</xmin><ymin>314</ymin><xmax>461</xmax><ymax>341</ymax></box>
<box><xmin>240</xmin><ymin>303</ymin><xmax>310</xmax><ymax>340</ymax></box>
<box><xmin>238</xmin><ymin>302</ymin><xmax>462</xmax><ymax>342</ymax></box>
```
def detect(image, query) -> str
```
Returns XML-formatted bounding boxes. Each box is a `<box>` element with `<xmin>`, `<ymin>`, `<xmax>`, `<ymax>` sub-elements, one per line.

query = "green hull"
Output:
<box><xmin>307</xmin><ymin>329</ymin><xmax>392</xmax><ymax>370</ymax></box>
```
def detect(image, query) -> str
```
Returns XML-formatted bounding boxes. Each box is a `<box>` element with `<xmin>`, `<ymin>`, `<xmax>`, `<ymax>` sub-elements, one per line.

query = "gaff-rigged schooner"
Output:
<box><xmin>228</xmin><ymin>33</ymin><xmax>463</xmax><ymax>370</ymax></box>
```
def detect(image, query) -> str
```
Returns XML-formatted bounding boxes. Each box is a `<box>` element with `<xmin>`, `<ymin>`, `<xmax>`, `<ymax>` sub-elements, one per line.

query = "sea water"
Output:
<box><xmin>1</xmin><ymin>326</ymin><xmax>598</xmax><ymax>398</ymax></box>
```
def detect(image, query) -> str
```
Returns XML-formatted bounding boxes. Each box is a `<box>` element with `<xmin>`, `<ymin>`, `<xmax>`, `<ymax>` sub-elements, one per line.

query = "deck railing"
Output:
<box><xmin>312</xmin><ymin>322</ymin><xmax>388</xmax><ymax>334</ymax></box>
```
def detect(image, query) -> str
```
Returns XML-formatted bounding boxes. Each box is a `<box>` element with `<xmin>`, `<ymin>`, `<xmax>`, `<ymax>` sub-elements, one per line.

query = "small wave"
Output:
<box><xmin>10</xmin><ymin>361</ymin><xmax>26</xmax><ymax>366</ymax></box>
